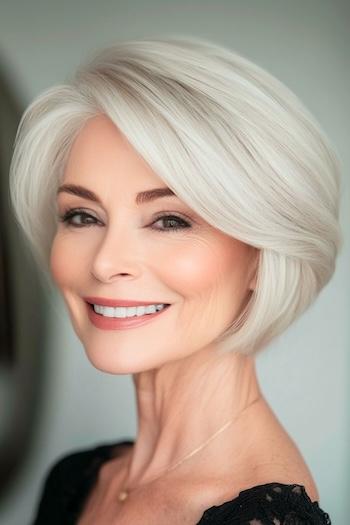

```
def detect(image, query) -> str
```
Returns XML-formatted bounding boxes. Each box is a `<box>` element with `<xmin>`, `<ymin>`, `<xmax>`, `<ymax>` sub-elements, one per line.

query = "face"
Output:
<box><xmin>50</xmin><ymin>114</ymin><xmax>258</xmax><ymax>374</ymax></box>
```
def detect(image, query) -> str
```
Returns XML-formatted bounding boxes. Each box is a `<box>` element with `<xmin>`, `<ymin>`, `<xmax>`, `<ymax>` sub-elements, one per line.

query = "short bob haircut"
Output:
<box><xmin>9</xmin><ymin>35</ymin><xmax>342</xmax><ymax>356</ymax></box>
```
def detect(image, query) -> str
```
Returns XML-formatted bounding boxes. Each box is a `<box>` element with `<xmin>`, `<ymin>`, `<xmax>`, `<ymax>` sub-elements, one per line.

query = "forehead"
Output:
<box><xmin>63</xmin><ymin>114</ymin><xmax>164</xmax><ymax>189</ymax></box>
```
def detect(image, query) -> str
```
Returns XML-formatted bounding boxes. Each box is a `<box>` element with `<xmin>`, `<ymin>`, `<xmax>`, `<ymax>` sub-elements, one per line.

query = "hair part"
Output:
<box><xmin>9</xmin><ymin>34</ymin><xmax>343</xmax><ymax>355</ymax></box>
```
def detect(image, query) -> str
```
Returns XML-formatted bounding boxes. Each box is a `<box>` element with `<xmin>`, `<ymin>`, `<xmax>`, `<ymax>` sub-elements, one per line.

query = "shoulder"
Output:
<box><xmin>197</xmin><ymin>482</ymin><xmax>332</xmax><ymax>524</ymax></box>
<box><xmin>31</xmin><ymin>440</ymin><xmax>131</xmax><ymax>525</ymax></box>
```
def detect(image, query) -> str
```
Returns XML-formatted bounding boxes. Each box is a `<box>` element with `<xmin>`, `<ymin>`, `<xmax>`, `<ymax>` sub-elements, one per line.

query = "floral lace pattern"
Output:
<box><xmin>197</xmin><ymin>482</ymin><xmax>331</xmax><ymax>524</ymax></box>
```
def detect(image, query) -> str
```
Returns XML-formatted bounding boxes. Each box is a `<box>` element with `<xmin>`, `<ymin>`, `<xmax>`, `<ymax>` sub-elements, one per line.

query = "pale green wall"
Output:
<box><xmin>0</xmin><ymin>1</ymin><xmax>348</xmax><ymax>523</ymax></box>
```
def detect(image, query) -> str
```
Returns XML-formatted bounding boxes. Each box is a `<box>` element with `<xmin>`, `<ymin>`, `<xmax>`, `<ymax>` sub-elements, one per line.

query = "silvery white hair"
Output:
<box><xmin>9</xmin><ymin>34</ymin><xmax>342</xmax><ymax>356</ymax></box>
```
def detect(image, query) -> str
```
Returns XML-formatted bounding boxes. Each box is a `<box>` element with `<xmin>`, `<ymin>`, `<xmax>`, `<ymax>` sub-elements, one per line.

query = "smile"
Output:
<box><xmin>93</xmin><ymin>303</ymin><xmax>167</xmax><ymax>318</ymax></box>
<box><xmin>85</xmin><ymin>302</ymin><xmax>171</xmax><ymax>330</ymax></box>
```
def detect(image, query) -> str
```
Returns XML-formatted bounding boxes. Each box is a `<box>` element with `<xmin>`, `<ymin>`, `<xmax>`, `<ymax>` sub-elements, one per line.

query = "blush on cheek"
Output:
<box><xmin>169</xmin><ymin>247</ymin><xmax>218</xmax><ymax>291</ymax></box>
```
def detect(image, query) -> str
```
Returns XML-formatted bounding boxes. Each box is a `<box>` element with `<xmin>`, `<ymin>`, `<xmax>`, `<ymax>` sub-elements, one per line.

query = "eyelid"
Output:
<box><xmin>60</xmin><ymin>207</ymin><xmax>99</xmax><ymax>220</ymax></box>
<box><xmin>152</xmin><ymin>210</ymin><xmax>193</xmax><ymax>222</ymax></box>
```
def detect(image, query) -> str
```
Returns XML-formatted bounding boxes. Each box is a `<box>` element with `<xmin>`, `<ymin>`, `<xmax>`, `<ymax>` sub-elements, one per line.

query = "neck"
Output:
<box><xmin>124</xmin><ymin>346</ymin><xmax>262</xmax><ymax>489</ymax></box>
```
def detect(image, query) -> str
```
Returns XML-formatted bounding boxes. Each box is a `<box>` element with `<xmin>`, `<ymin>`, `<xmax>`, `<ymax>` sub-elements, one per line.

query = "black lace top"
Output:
<box><xmin>32</xmin><ymin>440</ymin><xmax>331</xmax><ymax>524</ymax></box>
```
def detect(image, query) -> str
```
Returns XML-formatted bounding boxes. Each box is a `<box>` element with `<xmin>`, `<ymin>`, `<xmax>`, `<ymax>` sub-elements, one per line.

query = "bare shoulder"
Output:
<box><xmin>171</xmin><ymin>399</ymin><xmax>320</xmax><ymax>520</ymax></box>
<box><xmin>239</xmin><ymin>398</ymin><xmax>320</xmax><ymax>503</ymax></box>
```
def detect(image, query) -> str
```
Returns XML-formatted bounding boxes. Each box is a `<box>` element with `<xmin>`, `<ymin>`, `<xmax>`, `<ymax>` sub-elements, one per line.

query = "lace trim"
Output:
<box><xmin>198</xmin><ymin>482</ymin><xmax>331</xmax><ymax>524</ymax></box>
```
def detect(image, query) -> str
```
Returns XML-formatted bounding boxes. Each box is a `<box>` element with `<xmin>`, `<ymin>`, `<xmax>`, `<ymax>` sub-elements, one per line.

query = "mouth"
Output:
<box><xmin>85</xmin><ymin>301</ymin><xmax>171</xmax><ymax>330</ymax></box>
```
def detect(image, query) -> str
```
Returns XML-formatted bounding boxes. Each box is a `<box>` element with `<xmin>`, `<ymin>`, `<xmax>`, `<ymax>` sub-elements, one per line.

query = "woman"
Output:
<box><xmin>9</xmin><ymin>35</ymin><xmax>340</xmax><ymax>524</ymax></box>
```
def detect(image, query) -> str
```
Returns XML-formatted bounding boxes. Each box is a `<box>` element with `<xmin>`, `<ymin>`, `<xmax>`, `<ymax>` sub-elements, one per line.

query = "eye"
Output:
<box><xmin>150</xmin><ymin>214</ymin><xmax>191</xmax><ymax>232</ymax></box>
<box><xmin>58</xmin><ymin>208</ymin><xmax>100</xmax><ymax>228</ymax></box>
<box><xmin>58</xmin><ymin>208</ymin><xmax>192</xmax><ymax>232</ymax></box>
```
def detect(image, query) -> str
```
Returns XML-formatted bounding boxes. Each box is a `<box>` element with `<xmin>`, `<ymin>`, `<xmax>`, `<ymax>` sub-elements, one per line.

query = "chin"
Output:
<box><xmin>82</xmin><ymin>343</ymin><xmax>167</xmax><ymax>375</ymax></box>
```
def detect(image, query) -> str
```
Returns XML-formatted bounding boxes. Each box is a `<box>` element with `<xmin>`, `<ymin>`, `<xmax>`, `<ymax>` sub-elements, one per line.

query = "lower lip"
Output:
<box><xmin>86</xmin><ymin>303</ymin><xmax>171</xmax><ymax>330</ymax></box>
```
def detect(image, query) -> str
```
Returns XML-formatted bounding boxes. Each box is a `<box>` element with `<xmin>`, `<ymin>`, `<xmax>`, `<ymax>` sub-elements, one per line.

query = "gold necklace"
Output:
<box><xmin>117</xmin><ymin>396</ymin><xmax>261</xmax><ymax>502</ymax></box>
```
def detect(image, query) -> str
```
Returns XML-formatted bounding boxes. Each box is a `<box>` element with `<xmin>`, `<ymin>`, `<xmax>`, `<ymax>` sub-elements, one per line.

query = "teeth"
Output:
<box><xmin>93</xmin><ymin>303</ymin><xmax>167</xmax><ymax>318</ymax></box>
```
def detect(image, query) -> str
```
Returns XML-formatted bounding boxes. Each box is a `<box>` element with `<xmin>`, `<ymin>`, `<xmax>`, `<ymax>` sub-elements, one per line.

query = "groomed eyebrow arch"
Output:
<box><xmin>56</xmin><ymin>184</ymin><xmax>177</xmax><ymax>205</ymax></box>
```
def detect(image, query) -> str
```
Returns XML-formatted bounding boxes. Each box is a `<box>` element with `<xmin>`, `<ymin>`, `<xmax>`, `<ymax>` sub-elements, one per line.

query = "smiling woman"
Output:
<box><xmin>49</xmin><ymin>113</ymin><xmax>258</xmax><ymax>375</ymax></box>
<box><xmin>8</xmin><ymin>35</ymin><xmax>340</xmax><ymax>524</ymax></box>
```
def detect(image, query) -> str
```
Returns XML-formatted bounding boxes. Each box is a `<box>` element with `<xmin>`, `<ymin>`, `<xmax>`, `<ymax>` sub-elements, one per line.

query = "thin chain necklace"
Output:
<box><xmin>117</xmin><ymin>395</ymin><xmax>261</xmax><ymax>502</ymax></box>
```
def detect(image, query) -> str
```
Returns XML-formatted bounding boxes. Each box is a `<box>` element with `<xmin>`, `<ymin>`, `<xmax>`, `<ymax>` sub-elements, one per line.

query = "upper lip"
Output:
<box><xmin>84</xmin><ymin>296</ymin><xmax>169</xmax><ymax>307</ymax></box>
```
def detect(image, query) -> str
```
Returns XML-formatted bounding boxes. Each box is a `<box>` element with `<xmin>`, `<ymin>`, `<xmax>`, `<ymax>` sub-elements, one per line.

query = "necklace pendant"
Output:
<box><xmin>118</xmin><ymin>489</ymin><xmax>128</xmax><ymax>502</ymax></box>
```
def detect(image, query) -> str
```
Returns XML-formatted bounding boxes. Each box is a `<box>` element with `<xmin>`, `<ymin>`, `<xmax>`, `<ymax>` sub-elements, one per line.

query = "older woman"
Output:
<box><xmin>9</xmin><ymin>36</ymin><xmax>340</xmax><ymax>524</ymax></box>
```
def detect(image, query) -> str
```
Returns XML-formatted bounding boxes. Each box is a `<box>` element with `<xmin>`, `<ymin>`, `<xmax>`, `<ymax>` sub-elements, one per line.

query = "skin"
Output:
<box><xmin>50</xmin><ymin>114</ymin><xmax>318</xmax><ymax>523</ymax></box>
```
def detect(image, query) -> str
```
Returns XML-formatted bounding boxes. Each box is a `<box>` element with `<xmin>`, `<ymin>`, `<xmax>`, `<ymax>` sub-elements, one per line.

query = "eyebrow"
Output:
<box><xmin>56</xmin><ymin>184</ymin><xmax>177</xmax><ymax>205</ymax></box>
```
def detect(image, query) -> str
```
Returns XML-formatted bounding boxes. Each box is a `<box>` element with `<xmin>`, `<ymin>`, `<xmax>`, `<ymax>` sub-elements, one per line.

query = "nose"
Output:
<box><xmin>90</xmin><ymin>224</ymin><xmax>141</xmax><ymax>283</ymax></box>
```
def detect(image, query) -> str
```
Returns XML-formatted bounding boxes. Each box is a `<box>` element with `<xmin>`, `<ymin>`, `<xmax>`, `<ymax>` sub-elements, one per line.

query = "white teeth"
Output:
<box><xmin>93</xmin><ymin>303</ymin><xmax>167</xmax><ymax>318</ymax></box>
<box><xmin>136</xmin><ymin>306</ymin><xmax>146</xmax><ymax>316</ymax></box>
<box><xmin>102</xmin><ymin>307</ymin><xmax>115</xmax><ymax>318</ymax></box>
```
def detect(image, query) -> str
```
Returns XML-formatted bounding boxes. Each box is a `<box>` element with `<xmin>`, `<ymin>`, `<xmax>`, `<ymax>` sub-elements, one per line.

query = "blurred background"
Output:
<box><xmin>0</xmin><ymin>1</ymin><xmax>349</xmax><ymax>523</ymax></box>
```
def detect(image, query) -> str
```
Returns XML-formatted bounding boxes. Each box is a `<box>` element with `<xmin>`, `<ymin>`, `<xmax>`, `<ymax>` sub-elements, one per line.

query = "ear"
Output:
<box><xmin>248</xmin><ymin>248</ymin><xmax>259</xmax><ymax>291</ymax></box>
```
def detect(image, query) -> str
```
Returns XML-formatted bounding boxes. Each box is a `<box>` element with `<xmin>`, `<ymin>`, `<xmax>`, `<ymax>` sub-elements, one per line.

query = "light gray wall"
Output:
<box><xmin>0</xmin><ymin>1</ymin><xmax>348</xmax><ymax>523</ymax></box>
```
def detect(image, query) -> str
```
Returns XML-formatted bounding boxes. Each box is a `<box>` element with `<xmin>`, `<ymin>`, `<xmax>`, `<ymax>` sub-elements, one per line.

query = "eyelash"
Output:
<box><xmin>57</xmin><ymin>208</ymin><xmax>192</xmax><ymax>233</ymax></box>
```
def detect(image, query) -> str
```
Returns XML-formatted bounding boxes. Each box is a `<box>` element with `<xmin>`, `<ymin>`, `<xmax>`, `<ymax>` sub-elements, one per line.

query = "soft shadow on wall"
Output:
<box><xmin>0</xmin><ymin>61</ymin><xmax>47</xmax><ymax>503</ymax></box>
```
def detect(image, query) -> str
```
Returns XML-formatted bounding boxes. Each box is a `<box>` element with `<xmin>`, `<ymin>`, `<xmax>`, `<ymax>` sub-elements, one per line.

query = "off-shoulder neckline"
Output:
<box><xmin>92</xmin><ymin>439</ymin><xmax>327</xmax><ymax>522</ymax></box>
<box><xmin>56</xmin><ymin>439</ymin><xmax>331</xmax><ymax>524</ymax></box>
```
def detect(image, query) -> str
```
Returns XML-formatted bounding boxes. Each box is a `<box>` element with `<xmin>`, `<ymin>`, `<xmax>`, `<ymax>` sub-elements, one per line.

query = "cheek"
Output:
<box><xmin>158</xmin><ymin>237</ymin><xmax>220</xmax><ymax>294</ymax></box>
<box><xmin>49</xmin><ymin>237</ymin><xmax>65</xmax><ymax>288</ymax></box>
<box><xmin>158</xmin><ymin>235</ymin><xmax>252</xmax><ymax>307</ymax></box>
<box><xmin>49</xmin><ymin>234</ymin><xmax>79</xmax><ymax>288</ymax></box>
